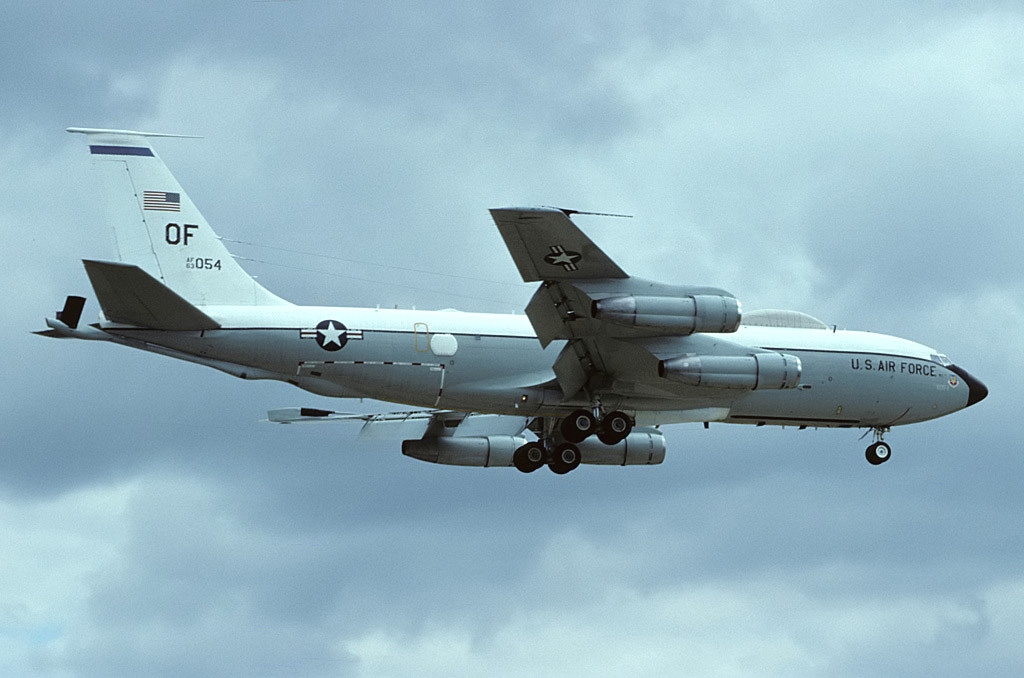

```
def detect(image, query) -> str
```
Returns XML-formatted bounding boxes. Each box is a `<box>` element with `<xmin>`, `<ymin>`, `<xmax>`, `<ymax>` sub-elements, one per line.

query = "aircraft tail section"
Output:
<box><xmin>68</xmin><ymin>127</ymin><xmax>289</xmax><ymax>307</ymax></box>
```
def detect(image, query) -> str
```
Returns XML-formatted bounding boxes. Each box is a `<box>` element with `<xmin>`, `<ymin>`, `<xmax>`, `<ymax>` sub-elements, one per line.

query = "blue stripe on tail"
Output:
<box><xmin>89</xmin><ymin>145</ymin><xmax>154</xmax><ymax>157</ymax></box>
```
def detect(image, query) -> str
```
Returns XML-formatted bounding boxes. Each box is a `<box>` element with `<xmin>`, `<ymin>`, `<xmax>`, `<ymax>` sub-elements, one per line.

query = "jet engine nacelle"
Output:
<box><xmin>577</xmin><ymin>429</ymin><xmax>666</xmax><ymax>466</ymax></box>
<box><xmin>402</xmin><ymin>435</ymin><xmax>526</xmax><ymax>467</ymax></box>
<box><xmin>659</xmin><ymin>352</ymin><xmax>802</xmax><ymax>389</ymax></box>
<box><xmin>592</xmin><ymin>294</ymin><xmax>742</xmax><ymax>334</ymax></box>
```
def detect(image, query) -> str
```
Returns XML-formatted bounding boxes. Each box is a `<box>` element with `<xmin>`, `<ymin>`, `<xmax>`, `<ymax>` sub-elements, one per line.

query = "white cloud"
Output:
<box><xmin>341</xmin><ymin>573</ymin><xmax>1024</xmax><ymax>678</ymax></box>
<box><xmin>0</xmin><ymin>483</ymin><xmax>131</xmax><ymax>675</ymax></box>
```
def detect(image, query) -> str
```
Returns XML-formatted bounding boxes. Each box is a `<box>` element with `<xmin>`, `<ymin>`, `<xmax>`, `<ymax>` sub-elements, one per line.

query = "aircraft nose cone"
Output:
<box><xmin>950</xmin><ymin>365</ymin><xmax>988</xmax><ymax>408</ymax></box>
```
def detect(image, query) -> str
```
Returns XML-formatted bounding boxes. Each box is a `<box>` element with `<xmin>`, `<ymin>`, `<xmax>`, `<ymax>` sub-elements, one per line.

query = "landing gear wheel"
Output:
<box><xmin>597</xmin><ymin>410</ymin><xmax>633</xmax><ymax>445</ymax></box>
<box><xmin>865</xmin><ymin>441</ymin><xmax>892</xmax><ymax>465</ymax></box>
<box><xmin>548</xmin><ymin>442</ymin><xmax>582</xmax><ymax>475</ymax></box>
<box><xmin>513</xmin><ymin>442</ymin><xmax>546</xmax><ymax>473</ymax></box>
<box><xmin>560</xmin><ymin>409</ymin><xmax>597</xmax><ymax>443</ymax></box>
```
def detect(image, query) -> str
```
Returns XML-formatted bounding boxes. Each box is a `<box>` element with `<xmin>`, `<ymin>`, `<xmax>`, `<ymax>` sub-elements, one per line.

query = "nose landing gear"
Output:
<box><xmin>865</xmin><ymin>427</ymin><xmax>892</xmax><ymax>465</ymax></box>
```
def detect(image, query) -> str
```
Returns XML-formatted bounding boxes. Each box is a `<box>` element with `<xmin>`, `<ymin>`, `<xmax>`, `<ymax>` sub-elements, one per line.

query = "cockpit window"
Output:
<box><xmin>930</xmin><ymin>353</ymin><xmax>953</xmax><ymax>366</ymax></box>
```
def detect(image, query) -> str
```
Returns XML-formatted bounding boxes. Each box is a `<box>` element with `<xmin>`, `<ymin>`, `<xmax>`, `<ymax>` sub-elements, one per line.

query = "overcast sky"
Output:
<box><xmin>2</xmin><ymin>2</ymin><xmax>1021</xmax><ymax>677</ymax></box>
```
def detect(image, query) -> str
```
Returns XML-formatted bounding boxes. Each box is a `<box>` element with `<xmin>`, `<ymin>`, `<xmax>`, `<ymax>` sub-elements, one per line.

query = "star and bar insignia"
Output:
<box><xmin>543</xmin><ymin>244</ymin><xmax>582</xmax><ymax>271</ymax></box>
<box><xmin>300</xmin><ymin>320</ymin><xmax>364</xmax><ymax>352</ymax></box>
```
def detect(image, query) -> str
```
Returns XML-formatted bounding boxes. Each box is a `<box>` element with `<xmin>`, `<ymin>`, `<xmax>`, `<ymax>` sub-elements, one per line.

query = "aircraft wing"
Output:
<box><xmin>491</xmin><ymin>207</ymin><xmax>743</xmax><ymax>401</ymax></box>
<box><xmin>491</xmin><ymin>207</ymin><xmax>629</xmax><ymax>282</ymax></box>
<box><xmin>491</xmin><ymin>207</ymin><xmax>641</xmax><ymax>348</ymax></box>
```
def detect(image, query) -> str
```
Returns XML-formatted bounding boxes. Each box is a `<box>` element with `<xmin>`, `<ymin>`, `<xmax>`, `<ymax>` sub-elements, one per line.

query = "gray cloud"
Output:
<box><xmin>2</xmin><ymin>2</ymin><xmax>1020</xmax><ymax>676</ymax></box>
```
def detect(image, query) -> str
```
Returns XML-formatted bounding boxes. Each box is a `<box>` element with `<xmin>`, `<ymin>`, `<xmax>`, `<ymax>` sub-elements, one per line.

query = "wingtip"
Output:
<box><xmin>490</xmin><ymin>206</ymin><xmax>565</xmax><ymax>215</ymax></box>
<box><xmin>489</xmin><ymin>206</ymin><xmax>632</xmax><ymax>220</ymax></box>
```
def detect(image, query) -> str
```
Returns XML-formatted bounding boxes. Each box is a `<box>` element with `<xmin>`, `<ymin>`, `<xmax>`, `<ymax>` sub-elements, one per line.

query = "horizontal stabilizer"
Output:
<box><xmin>34</xmin><ymin>316</ymin><xmax>109</xmax><ymax>340</ymax></box>
<box><xmin>83</xmin><ymin>260</ymin><xmax>220</xmax><ymax>330</ymax></box>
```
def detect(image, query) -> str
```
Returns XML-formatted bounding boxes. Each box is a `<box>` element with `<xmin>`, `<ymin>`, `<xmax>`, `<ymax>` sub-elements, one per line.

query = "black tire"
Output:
<box><xmin>597</xmin><ymin>410</ymin><xmax>633</xmax><ymax>445</ymax></box>
<box><xmin>548</xmin><ymin>442</ymin><xmax>582</xmax><ymax>474</ymax></box>
<box><xmin>865</xmin><ymin>441</ymin><xmax>892</xmax><ymax>465</ymax></box>
<box><xmin>513</xmin><ymin>442</ymin><xmax>546</xmax><ymax>473</ymax></box>
<box><xmin>560</xmin><ymin>409</ymin><xmax>596</xmax><ymax>443</ymax></box>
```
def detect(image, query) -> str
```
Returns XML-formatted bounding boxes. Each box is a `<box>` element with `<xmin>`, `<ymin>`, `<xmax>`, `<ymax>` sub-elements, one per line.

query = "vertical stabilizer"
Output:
<box><xmin>68</xmin><ymin>127</ymin><xmax>289</xmax><ymax>307</ymax></box>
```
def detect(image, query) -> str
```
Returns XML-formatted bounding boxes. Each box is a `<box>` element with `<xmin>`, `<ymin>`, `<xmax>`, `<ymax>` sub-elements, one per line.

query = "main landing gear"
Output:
<box><xmin>513</xmin><ymin>409</ymin><xmax>634</xmax><ymax>474</ymax></box>
<box><xmin>865</xmin><ymin>427</ymin><xmax>892</xmax><ymax>465</ymax></box>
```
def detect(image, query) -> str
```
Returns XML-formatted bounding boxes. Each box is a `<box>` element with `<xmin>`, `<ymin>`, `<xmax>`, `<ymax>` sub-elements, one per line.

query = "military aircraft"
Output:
<box><xmin>38</xmin><ymin>128</ymin><xmax>987</xmax><ymax>473</ymax></box>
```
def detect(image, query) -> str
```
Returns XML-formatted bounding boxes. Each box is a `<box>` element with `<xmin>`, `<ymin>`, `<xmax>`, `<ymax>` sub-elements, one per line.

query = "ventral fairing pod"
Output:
<box><xmin>659</xmin><ymin>352</ymin><xmax>802</xmax><ymax>390</ymax></box>
<box><xmin>592</xmin><ymin>294</ymin><xmax>742</xmax><ymax>334</ymax></box>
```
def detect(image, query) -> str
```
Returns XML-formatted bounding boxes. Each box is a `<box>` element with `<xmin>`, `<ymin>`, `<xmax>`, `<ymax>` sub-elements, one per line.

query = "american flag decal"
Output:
<box><xmin>143</xmin><ymin>191</ymin><xmax>181</xmax><ymax>212</ymax></box>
